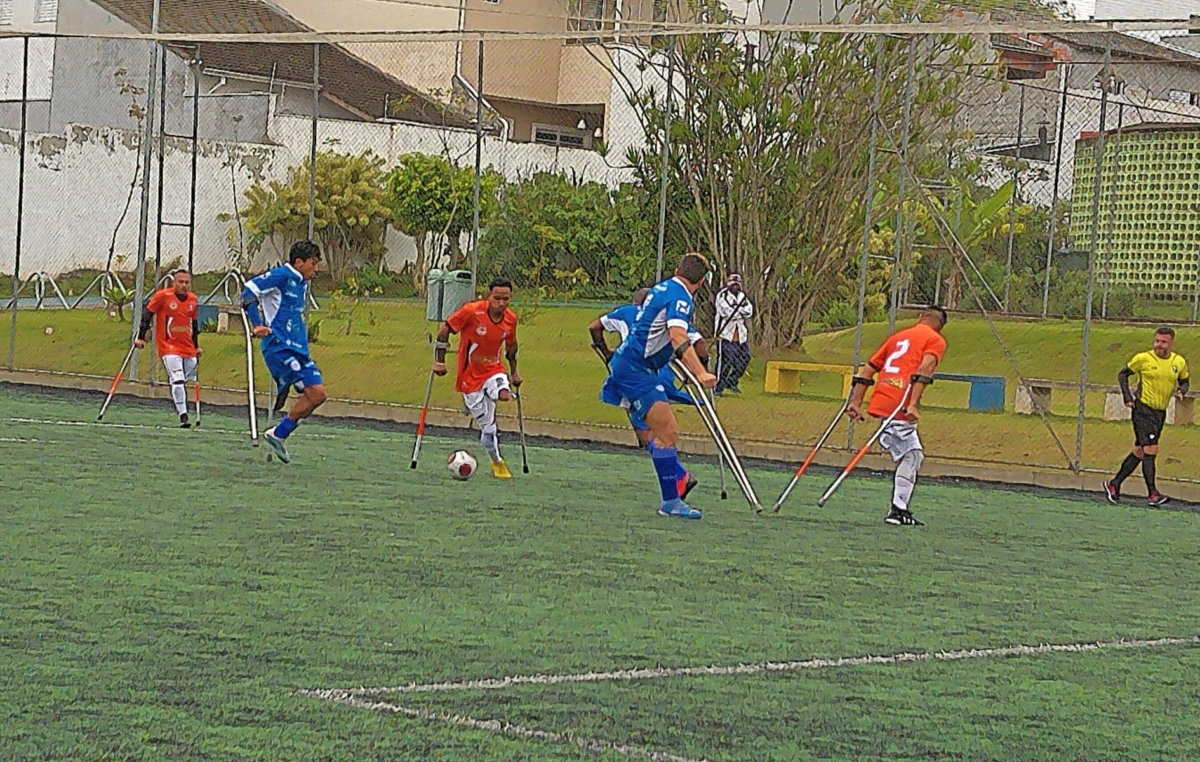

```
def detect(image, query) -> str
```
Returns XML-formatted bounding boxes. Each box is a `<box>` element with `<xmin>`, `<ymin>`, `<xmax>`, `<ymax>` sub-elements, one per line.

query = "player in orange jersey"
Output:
<box><xmin>433</xmin><ymin>277</ymin><xmax>522</xmax><ymax>478</ymax></box>
<box><xmin>845</xmin><ymin>306</ymin><xmax>948</xmax><ymax>526</ymax></box>
<box><xmin>135</xmin><ymin>269</ymin><xmax>202</xmax><ymax>428</ymax></box>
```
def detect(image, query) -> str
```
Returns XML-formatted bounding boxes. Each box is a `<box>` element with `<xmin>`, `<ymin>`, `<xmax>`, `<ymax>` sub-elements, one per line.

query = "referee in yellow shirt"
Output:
<box><xmin>1104</xmin><ymin>326</ymin><xmax>1190</xmax><ymax>506</ymax></box>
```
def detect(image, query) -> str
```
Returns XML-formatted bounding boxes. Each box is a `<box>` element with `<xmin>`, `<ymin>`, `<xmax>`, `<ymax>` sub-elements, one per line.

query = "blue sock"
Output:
<box><xmin>650</xmin><ymin>443</ymin><xmax>681</xmax><ymax>502</ymax></box>
<box><xmin>274</xmin><ymin>416</ymin><xmax>298</xmax><ymax>439</ymax></box>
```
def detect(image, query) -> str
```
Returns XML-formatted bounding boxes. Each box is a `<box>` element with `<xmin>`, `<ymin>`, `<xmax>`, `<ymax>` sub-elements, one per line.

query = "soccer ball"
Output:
<box><xmin>447</xmin><ymin>450</ymin><xmax>478</xmax><ymax>480</ymax></box>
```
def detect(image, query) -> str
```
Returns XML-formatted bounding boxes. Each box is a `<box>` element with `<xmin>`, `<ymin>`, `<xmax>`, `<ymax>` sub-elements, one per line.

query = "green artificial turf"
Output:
<box><xmin>2</xmin><ymin>387</ymin><xmax>1199</xmax><ymax>760</ymax></box>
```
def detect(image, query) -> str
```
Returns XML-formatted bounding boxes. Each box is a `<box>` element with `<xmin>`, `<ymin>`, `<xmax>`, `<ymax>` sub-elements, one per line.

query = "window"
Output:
<box><xmin>532</xmin><ymin>122</ymin><xmax>592</xmax><ymax>149</ymax></box>
<box><xmin>35</xmin><ymin>0</ymin><xmax>57</xmax><ymax>22</ymax></box>
<box><xmin>1168</xmin><ymin>89</ymin><xmax>1200</xmax><ymax>106</ymax></box>
<box><xmin>567</xmin><ymin>0</ymin><xmax>612</xmax><ymax>43</ymax></box>
<box><xmin>0</xmin><ymin>0</ymin><xmax>13</xmax><ymax>26</ymax></box>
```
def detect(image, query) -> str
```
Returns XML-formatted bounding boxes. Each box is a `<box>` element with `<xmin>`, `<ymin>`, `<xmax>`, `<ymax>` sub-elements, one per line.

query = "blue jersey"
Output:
<box><xmin>243</xmin><ymin>264</ymin><xmax>311</xmax><ymax>357</ymax></box>
<box><xmin>612</xmin><ymin>278</ymin><xmax>695</xmax><ymax>372</ymax></box>
<box><xmin>602</xmin><ymin>303</ymin><xmax>702</xmax><ymax>348</ymax></box>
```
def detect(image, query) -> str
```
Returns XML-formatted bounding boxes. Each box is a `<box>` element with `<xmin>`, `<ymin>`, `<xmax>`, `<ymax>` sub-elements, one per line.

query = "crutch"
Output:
<box><xmin>193</xmin><ymin>369</ymin><xmax>202</xmax><ymax>428</ymax></box>
<box><xmin>410</xmin><ymin>348</ymin><xmax>437</xmax><ymax>469</ymax></box>
<box><xmin>772</xmin><ymin>389</ymin><xmax>854</xmax><ymax>513</ymax></box>
<box><xmin>711</xmin><ymin>341</ymin><xmax>728</xmax><ymax>500</ymax></box>
<box><xmin>671</xmin><ymin>360</ymin><xmax>762</xmax><ymax>513</ymax></box>
<box><xmin>816</xmin><ymin>388</ymin><xmax>913</xmax><ymax>508</ymax></box>
<box><xmin>514</xmin><ymin>385</ymin><xmax>530</xmax><ymax>474</ymax></box>
<box><xmin>97</xmin><ymin>343</ymin><xmax>138</xmax><ymax>421</ymax></box>
<box><xmin>239</xmin><ymin>308</ymin><xmax>259</xmax><ymax>445</ymax></box>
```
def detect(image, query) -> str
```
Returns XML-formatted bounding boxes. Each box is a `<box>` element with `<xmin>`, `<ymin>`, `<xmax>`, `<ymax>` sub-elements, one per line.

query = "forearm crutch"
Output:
<box><xmin>193</xmin><ymin>370</ymin><xmax>202</xmax><ymax>428</ymax></box>
<box><xmin>410</xmin><ymin>347</ymin><xmax>437</xmax><ymax>469</ymax></box>
<box><xmin>239</xmin><ymin>309</ymin><xmax>259</xmax><ymax>444</ymax></box>
<box><xmin>816</xmin><ymin>388</ymin><xmax>913</xmax><ymax>508</ymax></box>
<box><xmin>772</xmin><ymin>389</ymin><xmax>854</xmax><ymax>513</ymax></box>
<box><xmin>514</xmin><ymin>387</ymin><xmax>530</xmax><ymax>474</ymax></box>
<box><xmin>97</xmin><ymin>343</ymin><xmax>138</xmax><ymax>421</ymax></box>
<box><xmin>712</xmin><ymin>342</ymin><xmax>728</xmax><ymax>500</ymax></box>
<box><xmin>671</xmin><ymin>360</ymin><xmax>762</xmax><ymax>513</ymax></box>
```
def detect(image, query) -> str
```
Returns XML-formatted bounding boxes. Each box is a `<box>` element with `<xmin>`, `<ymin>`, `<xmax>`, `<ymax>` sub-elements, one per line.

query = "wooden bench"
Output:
<box><xmin>931</xmin><ymin>372</ymin><xmax>1006</xmax><ymax>411</ymax></box>
<box><xmin>763</xmin><ymin>363</ymin><xmax>1005</xmax><ymax>411</ymax></box>
<box><xmin>1016</xmin><ymin>378</ymin><xmax>1196</xmax><ymax>424</ymax></box>
<box><xmin>764</xmin><ymin>362</ymin><xmax>855</xmax><ymax>397</ymax></box>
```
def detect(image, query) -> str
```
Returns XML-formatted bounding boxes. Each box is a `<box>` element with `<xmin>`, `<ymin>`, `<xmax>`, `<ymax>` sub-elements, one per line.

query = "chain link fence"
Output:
<box><xmin>3</xmin><ymin>4</ymin><xmax>1200</xmax><ymax>482</ymax></box>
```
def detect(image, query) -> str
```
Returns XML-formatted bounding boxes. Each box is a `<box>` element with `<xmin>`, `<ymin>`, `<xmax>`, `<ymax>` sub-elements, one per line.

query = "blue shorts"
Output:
<box><xmin>602</xmin><ymin>357</ymin><xmax>692</xmax><ymax>431</ymax></box>
<box><xmin>263</xmin><ymin>347</ymin><xmax>323</xmax><ymax>392</ymax></box>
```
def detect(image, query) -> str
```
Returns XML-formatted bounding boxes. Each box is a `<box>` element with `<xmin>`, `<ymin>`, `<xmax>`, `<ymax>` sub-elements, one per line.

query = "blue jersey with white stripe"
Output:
<box><xmin>612</xmin><ymin>277</ymin><xmax>695</xmax><ymax>372</ymax></box>
<box><xmin>242</xmin><ymin>263</ymin><xmax>311</xmax><ymax>356</ymax></box>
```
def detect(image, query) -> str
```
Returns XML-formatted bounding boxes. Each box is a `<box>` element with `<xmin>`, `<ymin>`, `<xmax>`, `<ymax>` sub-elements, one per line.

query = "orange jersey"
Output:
<box><xmin>866</xmin><ymin>322</ymin><xmax>947</xmax><ymax>417</ymax></box>
<box><xmin>446</xmin><ymin>300</ymin><xmax>518</xmax><ymax>394</ymax></box>
<box><xmin>146</xmin><ymin>289</ymin><xmax>200</xmax><ymax>358</ymax></box>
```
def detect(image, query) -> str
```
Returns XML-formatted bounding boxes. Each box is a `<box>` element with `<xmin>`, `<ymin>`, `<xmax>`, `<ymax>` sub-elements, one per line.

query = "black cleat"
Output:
<box><xmin>885</xmin><ymin>505</ymin><xmax>924</xmax><ymax>526</ymax></box>
<box><xmin>1147</xmin><ymin>491</ymin><xmax>1171</xmax><ymax>507</ymax></box>
<box><xmin>681</xmin><ymin>475</ymin><xmax>698</xmax><ymax>501</ymax></box>
<box><xmin>1102</xmin><ymin>480</ymin><xmax>1119</xmax><ymax>505</ymax></box>
<box><xmin>179</xmin><ymin>413</ymin><xmax>191</xmax><ymax>429</ymax></box>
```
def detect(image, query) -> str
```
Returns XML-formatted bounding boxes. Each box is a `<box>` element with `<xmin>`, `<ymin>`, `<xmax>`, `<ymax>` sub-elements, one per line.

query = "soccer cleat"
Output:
<box><xmin>658</xmin><ymin>498</ymin><xmax>702</xmax><ymax>520</ymax></box>
<box><xmin>490</xmin><ymin>460</ymin><xmax>513</xmax><ymax>479</ymax></box>
<box><xmin>1102</xmin><ymin>480</ymin><xmax>1120</xmax><ymax>504</ymax></box>
<box><xmin>884</xmin><ymin>505</ymin><xmax>924</xmax><ymax>526</ymax></box>
<box><xmin>263</xmin><ymin>427</ymin><xmax>291</xmax><ymax>464</ymax></box>
<box><xmin>179</xmin><ymin>413</ymin><xmax>191</xmax><ymax>429</ymax></box>
<box><xmin>677</xmin><ymin>472</ymin><xmax>698</xmax><ymax>501</ymax></box>
<box><xmin>1147</xmin><ymin>491</ymin><xmax>1170</xmax><ymax>507</ymax></box>
<box><xmin>728</xmin><ymin>384</ymin><xmax>742</xmax><ymax>395</ymax></box>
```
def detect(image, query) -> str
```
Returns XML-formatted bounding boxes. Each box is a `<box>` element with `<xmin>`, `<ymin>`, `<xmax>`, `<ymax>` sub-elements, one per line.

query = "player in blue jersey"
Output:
<box><xmin>590</xmin><ymin>288</ymin><xmax>709</xmax><ymax>500</ymax></box>
<box><xmin>600</xmin><ymin>253</ymin><xmax>716</xmax><ymax>519</ymax></box>
<box><xmin>241</xmin><ymin>240</ymin><xmax>327</xmax><ymax>464</ymax></box>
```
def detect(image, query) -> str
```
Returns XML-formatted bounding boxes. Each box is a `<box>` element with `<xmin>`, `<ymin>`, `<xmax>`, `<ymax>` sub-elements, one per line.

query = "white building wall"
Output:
<box><xmin>0</xmin><ymin>0</ymin><xmax>57</xmax><ymax>102</ymax></box>
<box><xmin>0</xmin><ymin>105</ymin><xmax>637</xmax><ymax>278</ymax></box>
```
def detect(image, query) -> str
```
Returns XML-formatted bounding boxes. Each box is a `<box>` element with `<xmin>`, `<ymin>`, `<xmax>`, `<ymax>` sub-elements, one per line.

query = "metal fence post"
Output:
<box><xmin>1075</xmin><ymin>35</ymin><xmax>1112</xmax><ymax>473</ymax></box>
<box><xmin>1003</xmin><ymin>82</ymin><xmax>1025</xmax><ymax>312</ymax></box>
<box><xmin>308</xmin><ymin>43</ymin><xmax>319</xmax><ymax>242</ymax></box>
<box><xmin>470</xmin><ymin>39</ymin><xmax>484</xmax><ymax>291</ymax></box>
<box><xmin>1041</xmin><ymin>64</ymin><xmax>1070</xmax><ymax>319</ymax></box>
<box><xmin>654</xmin><ymin>37</ymin><xmax>676</xmax><ymax>284</ymax></box>
<box><xmin>848</xmin><ymin>40</ymin><xmax>886</xmax><ymax>449</ymax></box>
<box><xmin>130</xmin><ymin>0</ymin><xmax>164</xmax><ymax>380</ymax></box>
<box><xmin>6</xmin><ymin>37</ymin><xmax>29</xmax><ymax>372</ymax></box>
<box><xmin>888</xmin><ymin>35</ymin><xmax>916</xmax><ymax>334</ymax></box>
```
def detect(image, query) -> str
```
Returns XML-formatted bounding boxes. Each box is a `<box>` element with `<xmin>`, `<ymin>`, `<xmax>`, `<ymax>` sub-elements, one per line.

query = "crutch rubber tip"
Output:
<box><xmin>409</xmin><ymin>461</ymin><xmax>418</xmax><ymax>469</ymax></box>
<box><xmin>523</xmin><ymin>467</ymin><xmax>529</xmax><ymax>474</ymax></box>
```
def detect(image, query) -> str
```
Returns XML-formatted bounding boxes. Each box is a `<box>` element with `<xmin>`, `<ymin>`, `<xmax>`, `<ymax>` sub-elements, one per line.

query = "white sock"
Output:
<box><xmin>893</xmin><ymin>475</ymin><xmax>915</xmax><ymax>511</ymax></box>
<box><xmin>171</xmin><ymin>383</ymin><xmax>188</xmax><ymax>415</ymax></box>
<box><xmin>481</xmin><ymin>427</ymin><xmax>501</xmax><ymax>463</ymax></box>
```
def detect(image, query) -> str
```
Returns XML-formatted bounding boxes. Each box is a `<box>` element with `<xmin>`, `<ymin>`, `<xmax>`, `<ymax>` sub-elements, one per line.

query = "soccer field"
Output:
<box><xmin>3</xmin><ymin>385</ymin><xmax>1200</xmax><ymax>761</ymax></box>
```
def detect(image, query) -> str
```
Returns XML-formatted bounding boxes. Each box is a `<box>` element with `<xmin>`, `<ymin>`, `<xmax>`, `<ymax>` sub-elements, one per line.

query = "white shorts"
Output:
<box><xmin>162</xmin><ymin>355</ymin><xmax>198</xmax><ymax>384</ymax></box>
<box><xmin>463</xmin><ymin>373</ymin><xmax>510</xmax><ymax>427</ymax></box>
<box><xmin>878</xmin><ymin>419</ymin><xmax>922</xmax><ymax>461</ymax></box>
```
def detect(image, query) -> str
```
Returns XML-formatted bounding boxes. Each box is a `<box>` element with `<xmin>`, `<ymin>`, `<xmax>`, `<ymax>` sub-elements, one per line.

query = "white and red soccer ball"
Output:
<box><xmin>447</xmin><ymin>450</ymin><xmax>478</xmax><ymax>480</ymax></box>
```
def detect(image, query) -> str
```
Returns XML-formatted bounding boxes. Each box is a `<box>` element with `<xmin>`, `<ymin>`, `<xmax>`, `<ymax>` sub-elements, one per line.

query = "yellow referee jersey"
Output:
<box><xmin>1127</xmin><ymin>351</ymin><xmax>1189</xmax><ymax>411</ymax></box>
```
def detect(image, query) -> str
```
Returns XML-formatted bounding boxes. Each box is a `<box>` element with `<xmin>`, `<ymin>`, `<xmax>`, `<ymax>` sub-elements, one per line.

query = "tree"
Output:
<box><xmin>385</xmin><ymin>153</ymin><xmax>500</xmax><ymax>294</ymax></box>
<box><xmin>477</xmin><ymin>172</ymin><xmax>658</xmax><ymax>299</ymax></box>
<box><xmin>604</xmin><ymin>0</ymin><xmax>976</xmax><ymax>350</ymax></box>
<box><xmin>241</xmin><ymin>151</ymin><xmax>391</xmax><ymax>280</ymax></box>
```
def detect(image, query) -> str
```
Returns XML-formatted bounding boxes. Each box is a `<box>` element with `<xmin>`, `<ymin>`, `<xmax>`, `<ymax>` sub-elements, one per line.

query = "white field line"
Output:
<box><xmin>301</xmin><ymin>691</ymin><xmax>706</xmax><ymax>762</ymax></box>
<box><xmin>332</xmin><ymin>635</ymin><xmax>1200</xmax><ymax>697</ymax></box>
<box><xmin>0</xmin><ymin>436</ymin><xmax>47</xmax><ymax>443</ymax></box>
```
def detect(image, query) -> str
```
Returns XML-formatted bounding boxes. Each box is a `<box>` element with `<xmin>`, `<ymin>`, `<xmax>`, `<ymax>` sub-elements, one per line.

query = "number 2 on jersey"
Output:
<box><xmin>883</xmin><ymin>339</ymin><xmax>910</xmax><ymax>374</ymax></box>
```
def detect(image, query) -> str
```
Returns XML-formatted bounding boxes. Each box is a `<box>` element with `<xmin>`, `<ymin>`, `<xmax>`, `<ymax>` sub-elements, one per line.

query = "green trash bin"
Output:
<box><xmin>441</xmin><ymin>270</ymin><xmax>475</xmax><ymax>317</ymax></box>
<box><xmin>425</xmin><ymin>268</ymin><xmax>446</xmax><ymax>321</ymax></box>
<box><xmin>425</xmin><ymin>269</ymin><xmax>476</xmax><ymax>322</ymax></box>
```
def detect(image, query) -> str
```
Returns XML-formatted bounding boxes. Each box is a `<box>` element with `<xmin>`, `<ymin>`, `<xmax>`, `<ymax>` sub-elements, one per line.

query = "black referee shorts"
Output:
<box><xmin>1132</xmin><ymin>401</ymin><xmax>1167</xmax><ymax>448</ymax></box>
